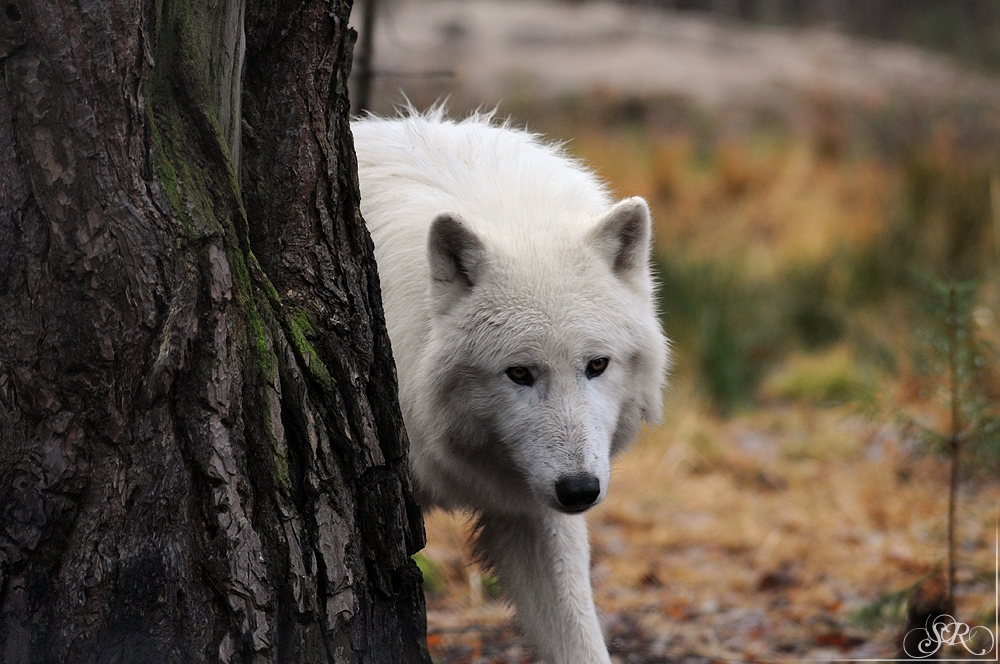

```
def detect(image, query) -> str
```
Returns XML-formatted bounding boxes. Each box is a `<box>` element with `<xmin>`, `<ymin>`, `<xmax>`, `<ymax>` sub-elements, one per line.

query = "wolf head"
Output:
<box><xmin>416</xmin><ymin>197</ymin><xmax>670</xmax><ymax>516</ymax></box>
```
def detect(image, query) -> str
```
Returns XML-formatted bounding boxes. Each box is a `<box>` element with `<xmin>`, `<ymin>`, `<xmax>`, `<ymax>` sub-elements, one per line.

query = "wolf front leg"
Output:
<box><xmin>474</xmin><ymin>511</ymin><xmax>612</xmax><ymax>664</ymax></box>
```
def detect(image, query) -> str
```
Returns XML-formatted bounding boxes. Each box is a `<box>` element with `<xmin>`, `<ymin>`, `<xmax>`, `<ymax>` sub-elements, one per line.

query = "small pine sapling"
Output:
<box><xmin>893</xmin><ymin>274</ymin><xmax>998</xmax><ymax>656</ymax></box>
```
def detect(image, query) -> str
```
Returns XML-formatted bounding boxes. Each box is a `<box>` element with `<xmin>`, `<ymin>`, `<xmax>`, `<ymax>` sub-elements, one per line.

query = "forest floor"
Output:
<box><xmin>419</xmin><ymin>399</ymin><xmax>999</xmax><ymax>663</ymax></box>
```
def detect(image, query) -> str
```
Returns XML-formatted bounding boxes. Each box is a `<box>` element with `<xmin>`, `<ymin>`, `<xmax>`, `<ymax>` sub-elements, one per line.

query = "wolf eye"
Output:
<box><xmin>586</xmin><ymin>357</ymin><xmax>609</xmax><ymax>379</ymax></box>
<box><xmin>505</xmin><ymin>366</ymin><xmax>535</xmax><ymax>386</ymax></box>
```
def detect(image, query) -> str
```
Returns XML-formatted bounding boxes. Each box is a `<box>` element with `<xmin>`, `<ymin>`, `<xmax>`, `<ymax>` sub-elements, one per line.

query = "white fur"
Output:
<box><xmin>353</xmin><ymin>109</ymin><xmax>669</xmax><ymax>664</ymax></box>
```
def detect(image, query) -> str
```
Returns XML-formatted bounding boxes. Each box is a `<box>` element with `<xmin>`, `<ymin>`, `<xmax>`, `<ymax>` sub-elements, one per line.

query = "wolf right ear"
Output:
<box><xmin>587</xmin><ymin>197</ymin><xmax>652</xmax><ymax>285</ymax></box>
<box><xmin>428</xmin><ymin>212</ymin><xmax>486</xmax><ymax>310</ymax></box>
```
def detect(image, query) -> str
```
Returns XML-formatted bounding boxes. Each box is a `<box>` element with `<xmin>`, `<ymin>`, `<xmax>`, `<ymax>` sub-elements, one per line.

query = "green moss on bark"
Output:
<box><xmin>145</xmin><ymin>0</ymin><xmax>248</xmax><ymax>248</ymax></box>
<box><xmin>145</xmin><ymin>0</ymin><xmax>296</xmax><ymax>514</ymax></box>
<box><xmin>286</xmin><ymin>310</ymin><xmax>334</xmax><ymax>394</ymax></box>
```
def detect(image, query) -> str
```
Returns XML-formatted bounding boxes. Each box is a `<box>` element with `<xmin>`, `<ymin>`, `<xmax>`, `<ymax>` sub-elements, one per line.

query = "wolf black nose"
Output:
<box><xmin>555</xmin><ymin>474</ymin><xmax>601</xmax><ymax>512</ymax></box>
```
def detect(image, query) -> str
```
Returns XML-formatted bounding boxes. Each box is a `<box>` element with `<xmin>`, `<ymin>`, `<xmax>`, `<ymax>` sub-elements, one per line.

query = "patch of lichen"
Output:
<box><xmin>286</xmin><ymin>308</ymin><xmax>334</xmax><ymax>395</ymax></box>
<box><xmin>249</xmin><ymin>297</ymin><xmax>293</xmax><ymax>498</ymax></box>
<box><xmin>246</xmin><ymin>251</ymin><xmax>282</xmax><ymax>307</ymax></box>
<box><xmin>291</xmin><ymin>308</ymin><xmax>315</xmax><ymax>336</ymax></box>
<box><xmin>271</xmin><ymin>443</ymin><xmax>292</xmax><ymax>494</ymax></box>
<box><xmin>145</xmin><ymin>100</ymin><xmax>223</xmax><ymax>242</ymax></box>
<box><xmin>227</xmin><ymin>244</ymin><xmax>297</xmax><ymax>499</ymax></box>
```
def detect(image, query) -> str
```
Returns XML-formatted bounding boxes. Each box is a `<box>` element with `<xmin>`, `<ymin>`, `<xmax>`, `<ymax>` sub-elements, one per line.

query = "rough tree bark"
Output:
<box><xmin>0</xmin><ymin>0</ymin><xmax>431</xmax><ymax>661</ymax></box>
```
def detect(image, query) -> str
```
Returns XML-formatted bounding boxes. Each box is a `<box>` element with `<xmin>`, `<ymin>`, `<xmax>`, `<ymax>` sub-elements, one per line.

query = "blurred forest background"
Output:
<box><xmin>349</xmin><ymin>1</ymin><xmax>1000</xmax><ymax>661</ymax></box>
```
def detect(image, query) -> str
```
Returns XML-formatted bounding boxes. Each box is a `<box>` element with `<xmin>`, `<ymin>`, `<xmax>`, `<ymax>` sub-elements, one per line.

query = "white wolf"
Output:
<box><xmin>353</xmin><ymin>110</ymin><xmax>669</xmax><ymax>664</ymax></box>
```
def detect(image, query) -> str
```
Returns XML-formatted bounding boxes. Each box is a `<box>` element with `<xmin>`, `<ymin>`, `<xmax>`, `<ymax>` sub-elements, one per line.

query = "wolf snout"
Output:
<box><xmin>554</xmin><ymin>474</ymin><xmax>601</xmax><ymax>513</ymax></box>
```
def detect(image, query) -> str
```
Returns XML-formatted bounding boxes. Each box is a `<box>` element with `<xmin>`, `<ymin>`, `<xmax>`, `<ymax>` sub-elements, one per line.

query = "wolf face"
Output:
<box><xmin>408</xmin><ymin>198</ymin><xmax>667</xmax><ymax>517</ymax></box>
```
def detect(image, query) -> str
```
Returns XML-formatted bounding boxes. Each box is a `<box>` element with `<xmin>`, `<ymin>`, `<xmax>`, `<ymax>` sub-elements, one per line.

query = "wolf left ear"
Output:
<box><xmin>587</xmin><ymin>197</ymin><xmax>652</xmax><ymax>283</ymax></box>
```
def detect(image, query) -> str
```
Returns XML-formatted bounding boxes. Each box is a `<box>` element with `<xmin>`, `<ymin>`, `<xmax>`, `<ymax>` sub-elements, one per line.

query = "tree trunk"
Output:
<box><xmin>0</xmin><ymin>0</ymin><xmax>430</xmax><ymax>661</ymax></box>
